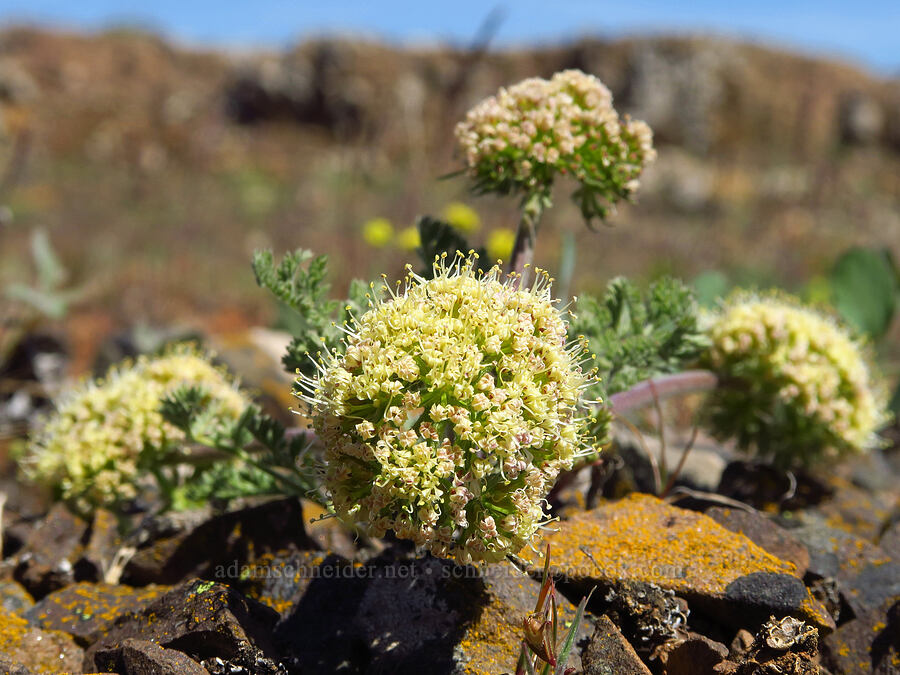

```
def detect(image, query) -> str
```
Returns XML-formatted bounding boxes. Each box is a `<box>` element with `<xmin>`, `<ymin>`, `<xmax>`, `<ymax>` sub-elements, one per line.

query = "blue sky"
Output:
<box><xmin>2</xmin><ymin>1</ymin><xmax>898</xmax><ymax>73</ymax></box>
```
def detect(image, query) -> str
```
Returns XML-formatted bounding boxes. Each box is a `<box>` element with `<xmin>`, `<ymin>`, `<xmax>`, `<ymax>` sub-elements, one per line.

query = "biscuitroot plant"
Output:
<box><xmin>296</xmin><ymin>255</ymin><xmax>601</xmax><ymax>563</ymax></box>
<box><xmin>455</xmin><ymin>69</ymin><xmax>656</xmax><ymax>283</ymax></box>
<box><xmin>22</xmin><ymin>344</ymin><xmax>249</xmax><ymax>515</ymax></box>
<box><xmin>21</xmin><ymin>343</ymin><xmax>320</xmax><ymax>516</ymax></box>
<box><xmin>244</xmin><ymin>68</ymin><xmax>891</xmax><ymax>566</ymax></box>
<box><xmin>700</xmin><ymin>292</ymin><xmax>890</xmax><ymax>468</ymax></box>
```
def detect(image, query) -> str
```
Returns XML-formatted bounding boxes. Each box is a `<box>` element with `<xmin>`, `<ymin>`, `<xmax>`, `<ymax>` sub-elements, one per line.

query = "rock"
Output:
<box><xmin>94</xmin><ymin>638</ymin><xmax>209</xmax><ymax>675</ymax></box>
<box><xmin>729</xmin><ymin>628</ymin><xmax>755</xmax><ymax>658</ymax></box>
<box><xmin>581</xmin><ymin>615</ymin><xmax>652</xmax><ymax>675</ymax></box>
<box><xmin>599</xmin><ymin>579</ymin><xmax>689</xmax><ymax>650</ymax></box>
<box><xmin>813</xmin><ymin>478</ymin><xmax>895</xmax><ymax>541</ymax></box>
<box><xmin>520</xmin><ymin>494</ymin><xmax>834</xmax><ymax>632</ymax></box>
<box><xmin>706</xmin><ymin>507</ymin><xmax>810</xmax><ymax>576</ymax></box>
<box><xmin>224</xmin><ymin>42</ymin><xmax>368</xmax><ymax>135</ymax></box>
<box><xmin>839</xmin><ymin>93</ymin><xmax>885</xmax><ymax>144</ymax></box>
<box><xmin>0</xmin><ymin>658</ymin><xmax>33</xmax><ymax>675</ymax></box>
<box><xmin>233</xmin><ymin>550</ymin><xmax>328</xmax><ymax>617</ymax></box>
<box><xmin>841</xmin><ymin>448</ymin><xmax>899</xmax><ymax>494</ymax></box>
<box><xmin>80</xmin><ymin>508</ymin><xmax>125</xmax><ymax>582</ymax></box>
<box><xmin>717</xmin><ymin>461</ymin><xmax>832</xmax><ymax>511</ymax></box>
<box><xmin>275</xmin><ymin>554</ymin><xmax>590</xmax><ymax>675</ymax></box>
<box><xmin>659</xmin><ymin>633</ymin><xmax>730</xmax><ymax>675</ymax></box>
<box><xmin>84</xmin><ymin>579</ymin><xmax>281</xmax><ymax>674</ymax></box>
<box><xmin>791</xmin><ymin>520</ymin><xmax>900</xmax><ymax>616</ymax></box>
<box><xmin>615</xmin><ymin>427</ymin><xmax>729</xmax><ymax>493</ymax></box>
<box><xmin>822</xmin><ymin>598</ymin><xmax>900</xmax><ymax>675</ymax></box>
<box><xmin>0</xmin><ymin>606</ymin><xmax>83</xmax><ymax>673</ymax></box>
<box><xmin>13</xmin><ymin>503</ymin><xmax>88</xmax><ymax>598</ymax></box>
<box><xmin>123</xmin><ymin>498</ymin><xmax>313</xmax><ymax>585</ymax></box>
<box><xmin>639</xmin><ymin>149</ymin><xmax>716</xmax><ymax>212</ymax></box>
<box><xmin>621</xmin><ymin>40</ymin><xmax>736</xmax><ymax>154</ymax></box>
<box><xmin>301</xmin><ymin>499</ymin><xmax>359</xmax><ymax>559</ymax></box>
<box><xmin>0</xmin><ymin>58</ymin><xmax>39</xmax><ymax>103</ymax></box>
<box><xmin>880</xmin><ymin>519</ymin><xmax>900</xmax><ymax>561</ymax></box>
<box><xmin>0</xmin><ymin>580</ymin><xmax>33</xmax><ymax>614</ymax></box>
<box><xmin>25</xmin><ymin>581</ymin><xmax>166</xmax><ymax>645</ymax></box>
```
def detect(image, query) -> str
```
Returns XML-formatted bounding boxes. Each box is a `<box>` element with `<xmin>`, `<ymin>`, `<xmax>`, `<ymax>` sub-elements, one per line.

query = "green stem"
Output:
<box><xmin>508</xmin><ymin>191</ymin><xmax>548</xmax><ymax>286</ymax></box>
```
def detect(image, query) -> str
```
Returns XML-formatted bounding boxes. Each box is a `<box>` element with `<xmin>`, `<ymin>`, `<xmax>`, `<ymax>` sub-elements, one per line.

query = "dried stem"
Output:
<box><xmin>613</xmin><ymin>413</ymin><xmax>662</xmax><ymax>495</ymax></box>
<box><xmin>659</xmin><ymin>424</ymin><xmax>700</xmax><ymax>499</ymax></box>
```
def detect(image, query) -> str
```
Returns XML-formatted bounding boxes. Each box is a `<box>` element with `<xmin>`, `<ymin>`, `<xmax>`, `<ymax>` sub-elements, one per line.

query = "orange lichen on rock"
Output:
<box><xmin>0</xmin><ymin>606</ymin><xmax>83</xmax><ymax>673</ymax></box>
<box><xmin>453</xmin><ymin>567</ymin><xmax>587</xmax><ymax>675</ymax></box>
<box><xmin>522</xmin><ymin>494</ymin><xmax>796</xmax><ymax>590</ymax></box>
<box><xmin>521</xmin><ymin>493</ymin><xmax>834</xmax><ymax>629</ymax></box>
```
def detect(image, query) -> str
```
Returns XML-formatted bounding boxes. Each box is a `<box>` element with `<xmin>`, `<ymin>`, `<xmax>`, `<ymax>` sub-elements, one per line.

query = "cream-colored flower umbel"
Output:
<box><xmin>25</xmin><ymin>344</ymin><xmax>249</xmax><ymax>514</ymax></box>
<box><xmin>703</xmin><ymin>293</ymin><xmax>889</xmax><ymax>466</ymax></box>
<box><xmin>455</xmin><ymin>69</ymin><xmax>656</xmax><ymax>221</ymax></box>
<box><xmin>298</xmin><ymin>256</ymin><xmax>597</xmax><ymax>563</ymax></box>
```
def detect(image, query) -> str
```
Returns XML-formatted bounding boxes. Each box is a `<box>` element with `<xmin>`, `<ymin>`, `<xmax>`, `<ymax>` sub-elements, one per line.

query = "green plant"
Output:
<box><xmin>159</xmin><ymin>385</ymin><xmax>322</xmax><ymax>504</ymax></box>
<box><xmin>455</xmin><ymin>69</ymin><xmax>656</xmax><ymax>281</ymax></box>
<box><xmin>827</xmin><ymin>246</ymin><xmax>898</xmax><ymax>341</ymax></box>
<box><xmin>515</xmin><ymin>545</ymin><xmax>593</xmax><ymax>675</ymax></box>
<box><xmin>296</xmin><ymin>255</ymin><xmax>599</xmax><ymax>563</ymax></box>
<box><xmin>701</xmin><ymin>292</ymin><xmax>890</xmax><ymax>467</ymax></box>
<box><xmin>4</xmin><ymin>228</ymin><xmax>83</xmax><ymax>320</ymax></box>
<box><xmin>571</xmin><ymin>276</ymin><xmax>708</xmax><ymax>401</ymax></box>
<box><xmin>252</xmin><ymin>249</ymin><xmax>373</xmax><ymax>382</ymax></box>
<box><xmin>21</xmin><ymin>344</ymin><xmax>251</xmax><ymax>515</ymax></box>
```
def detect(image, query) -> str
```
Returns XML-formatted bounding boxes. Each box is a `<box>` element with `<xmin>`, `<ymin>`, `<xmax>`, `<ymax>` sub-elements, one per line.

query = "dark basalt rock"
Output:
<box><xmin>25</xmin><ymin>581</ymin><xmax>167</xmax><ymax>646</ymax></box>
<box><xmin>231</xmin><ymin>549</ymin><xmax>329</xmax><ymax>618</ymax></box>
<box><xmin>521</xmin><ymin>494</ymin><xmax>834</xmax><ymax>633</ymax></box>
<box><xmin>0</xmin><ymin>658</ymin><xmax>33</xmax><ymax>675</ymax></box>
<box><xmin>0</xmin><ymin>605</ymin><xmax>83</xmax><ymax>673</ymax></box>
<box><xmin>79</xmin><ymin>508</ymin><xmax>125</xmax><ymax>582</ymax></box>
<box><xmin>94</xmin><ymin>637</ymin><xmax>210</xmax><ymax>675</ymax></box>
<box><xmin>0</xmin><ymin>580</ymin><xmax>33</xmax><ymax>614</ymax></box>
<box><xmin>723</xmin><ymin>573</ymin><xmax>811</xmax><ymax>620</ymax></box>
<box><xmin>879</xmin><ymin>519</ymin><xmax>900</xmax><ymax>562</ymax></box>
<box><xmin>658</xmin><ymin>632</ymin><xmax>730</xmax><ymax>675</ymax></box>
<box><xmin>581</xmin><ymin>615</ymin><xmax>652</xmax><ymax>675</ymax></box>
<box><xmin>791</xmin><ymin>520</ymin><xmax>900</xmax><ymax>616</ymax></box>
<box><xmin>12</xmin><ymin>503</ymin><xmax>88</xmax><ymax>598</ymax></box>
<box><xmin>822</xmin><ymin>598</ymin><xmax>900</xmax><ymax>674</ymax></box>
<box><xmin>706</xmin><ymin>506</ymin><xmax>811</xmax><ymax>576</ymax></box>
<box><xmin>275</xmin><ymin>553</ymin><xmax>590</xmax><ymax>675</ymax></box>
<box><xmin>122</xmin><ymin>498</ymin><xmax>314</xmax><ymax>586</ymax></box>
<box><xmin>84</xmin><ymin>579</ymin><xmax>281</xmax><ymax>674</ymax></box>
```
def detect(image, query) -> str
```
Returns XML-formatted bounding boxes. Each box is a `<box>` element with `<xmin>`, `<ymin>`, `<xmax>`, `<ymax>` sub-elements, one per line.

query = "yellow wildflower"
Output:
<box><xmin>441</xmin><ymin>201</ymin><xmax>481</xmax><ymax>233</ymax></box>
<box><xmin>362</xmin><ymin>217</ymin><xmax>394</xmax><ymax>248</ymax></box>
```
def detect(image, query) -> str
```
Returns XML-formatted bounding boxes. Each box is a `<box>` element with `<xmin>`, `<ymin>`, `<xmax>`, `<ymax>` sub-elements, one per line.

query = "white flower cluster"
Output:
<box><xmin>703</xmin><ymin>294</ymin><xmax>889</xmax><ymax>465</ymax></box>
<box><xmin>299</xmin><ymin>256</ymin><xmax>597</xmax><ymax>563</ymax></box>
<box><xmin>24</xmin><ymin>345</ymin><xmax>249</xmax><ymax>513</ymax></box>
<box><xmin>455</xmin><ymin>69</ymin><xmax>655</xmax><ymax>210</ymax></box>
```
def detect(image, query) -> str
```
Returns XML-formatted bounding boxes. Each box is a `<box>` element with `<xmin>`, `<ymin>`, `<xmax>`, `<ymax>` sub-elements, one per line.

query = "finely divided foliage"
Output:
<box><xmin>703</xmin><ymin>294</ymin><xmax>889</xmax><ymax>466</ymax></box>
<box><xmin>297</xmin><ymin>256</ymin><xmax>598</xmax><ymax>563</ymax></box>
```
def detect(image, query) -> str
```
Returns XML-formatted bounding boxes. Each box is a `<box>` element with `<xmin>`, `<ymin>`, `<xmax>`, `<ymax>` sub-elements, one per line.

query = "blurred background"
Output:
<box><xmin>0</xmin><ymin>1</ymin><xmax>899</xmax><ymax>376</ymax></box>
